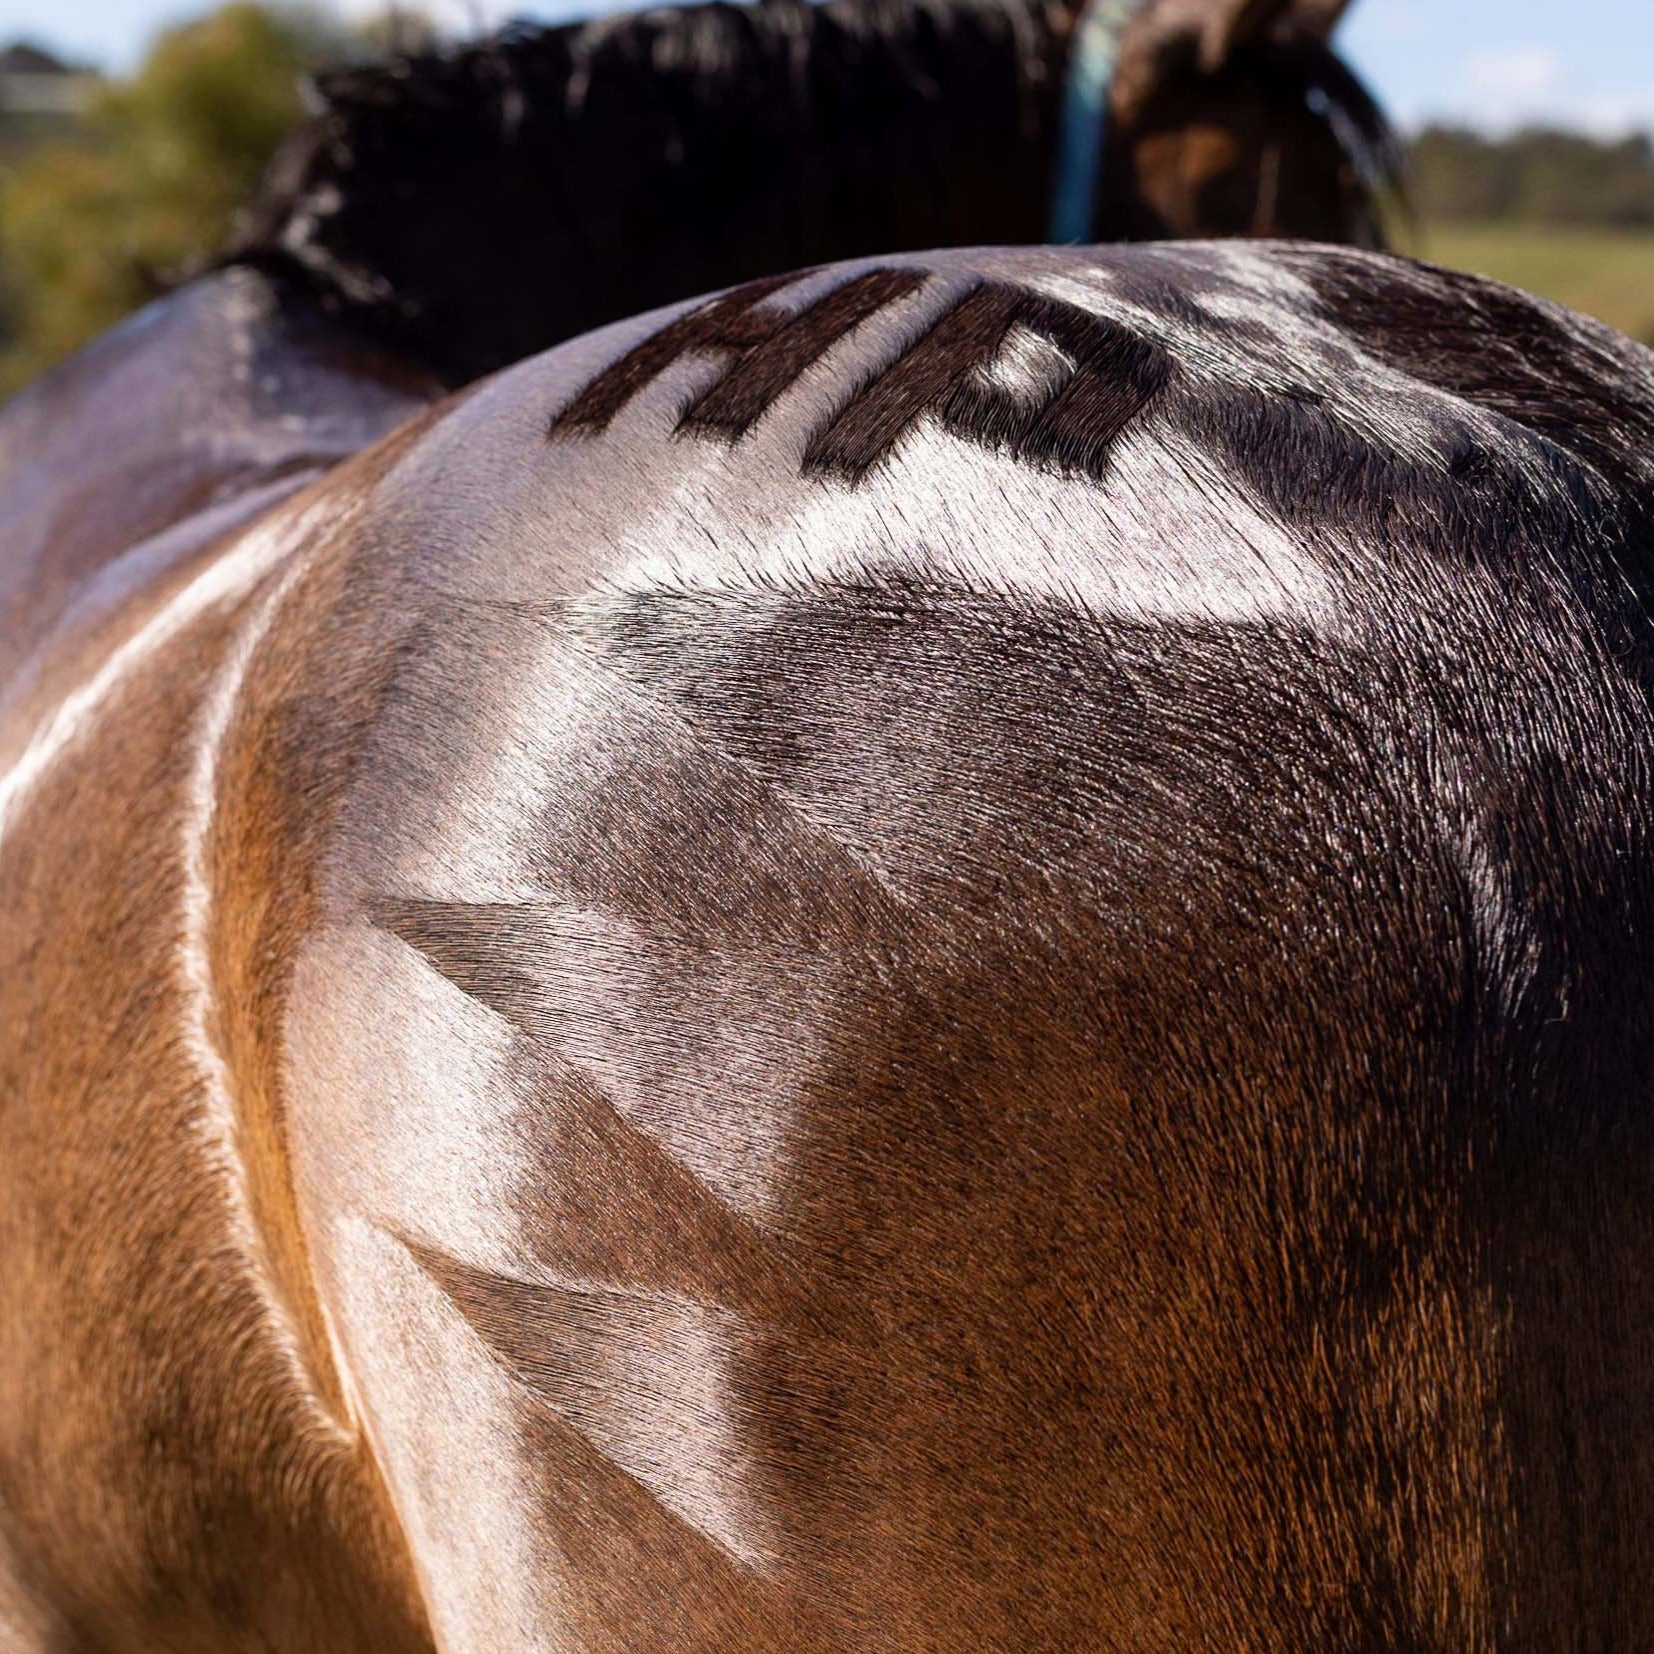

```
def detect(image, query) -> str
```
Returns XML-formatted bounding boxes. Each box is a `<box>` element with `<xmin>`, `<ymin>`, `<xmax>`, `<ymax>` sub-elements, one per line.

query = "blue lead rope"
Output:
<box><xmin>1047</xmin><ymin>0</ymin><xmax>1139</xmax><ymax>244</ymax></box>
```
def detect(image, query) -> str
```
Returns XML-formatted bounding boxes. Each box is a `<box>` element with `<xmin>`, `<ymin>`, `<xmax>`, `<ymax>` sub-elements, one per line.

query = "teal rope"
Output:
<box><xmin>1047</xmin><ymin>0</ymin><xmax>1139</xmax><ymax>243</ymax></box>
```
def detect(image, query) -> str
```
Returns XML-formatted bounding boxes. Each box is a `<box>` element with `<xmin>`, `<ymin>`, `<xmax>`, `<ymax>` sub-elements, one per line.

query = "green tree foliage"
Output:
<box><xmin>1410</xmin><ymin>126</ymin><xmax>1654</xmax><ymax>228</ymax></box>
<box><xmin>0</xmin><ymin>4</ymin><xmax>357</xmax><ymax>392</ymax></box>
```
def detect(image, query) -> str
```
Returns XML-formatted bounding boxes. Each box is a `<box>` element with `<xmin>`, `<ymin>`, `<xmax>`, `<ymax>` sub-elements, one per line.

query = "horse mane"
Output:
<box><xmin>229</xmin><ymin>0</ymin><xmax>1401</xmax><ymax>388</ymax></box>
<box><xmin>230</xmin><ymin>0</ymin><xmax>1061</xmax><ymax>386</ymax></box>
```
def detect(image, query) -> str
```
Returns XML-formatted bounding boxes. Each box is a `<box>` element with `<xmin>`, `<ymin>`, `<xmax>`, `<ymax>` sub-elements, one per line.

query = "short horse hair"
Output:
<box><xmin>275</xmin><ymin>243</ymin><xmax>1654</xmax><ymax>1648</ymax></box>
<box><xmin>8</xmin><ymin>234</ymin><xmax>1652</xmax><ymax>1649</ymax></box>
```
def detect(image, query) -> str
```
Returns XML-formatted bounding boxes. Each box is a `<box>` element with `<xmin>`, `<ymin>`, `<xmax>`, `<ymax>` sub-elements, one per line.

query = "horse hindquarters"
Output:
<box><xmin>275</xmin><ymin>247</ymin><xmax>1654</xmax><ymax>1649</ymax></box>
<box><xmin>11</xmin><ymin>241</ymin><xmax>1654</xmax><ymax>1650</ymax></box>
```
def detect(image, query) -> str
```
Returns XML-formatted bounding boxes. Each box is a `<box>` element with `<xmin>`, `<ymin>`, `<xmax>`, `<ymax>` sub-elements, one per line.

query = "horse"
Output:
<box><xmin>0</xmin><ymin>0</ymin><xmax>1395</xmax><ymax>699</ymax></box>
<box><xmin>5</xmin><ymin>232</ymin><xmax>1654</xmax><ymax>1651</ymax></box>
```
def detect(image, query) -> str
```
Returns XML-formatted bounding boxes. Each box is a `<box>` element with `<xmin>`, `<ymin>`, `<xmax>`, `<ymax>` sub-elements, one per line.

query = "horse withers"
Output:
<box><xmin>5</xmin><ymin>243</ymin><xmax>1654</xmax><ymax>1649</ymax></box>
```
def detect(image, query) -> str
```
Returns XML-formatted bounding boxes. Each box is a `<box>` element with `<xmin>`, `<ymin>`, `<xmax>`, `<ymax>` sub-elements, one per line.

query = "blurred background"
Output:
<box><xmin>0</xmin><ymin>0</ymin><xmax>1647</xmax><ymax>396</ymax></box>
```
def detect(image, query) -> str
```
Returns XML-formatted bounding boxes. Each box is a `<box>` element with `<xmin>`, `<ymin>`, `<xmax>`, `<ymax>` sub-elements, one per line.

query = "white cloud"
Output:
<box><xmin>1468</xmin><ymin>42</ymin><xmax>1567</xmax><ymax>121</ymax></box>
<box><xmin>328</xmin><ymin>0</ymin><xmax>610</xmax><ymax>37</ymax></box>
<box><xmin>1448</xmin><ymin>41</ymin><xmax>1654</xmax><ymax>136</ymax></box>
<box><xmin>1465</xmin><ymin>43</ymin><xmax>1562</xmax><ymax>108</ymax></box>
<box><xmin>1566</xmin><ymin>91</ymin><xmax>1654</xmax><ymax>139</ymax></box>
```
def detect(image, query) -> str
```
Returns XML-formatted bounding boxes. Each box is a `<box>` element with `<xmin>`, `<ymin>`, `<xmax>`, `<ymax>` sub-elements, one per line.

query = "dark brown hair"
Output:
<box><xmin>230</xmin><ymin>0</ymin><xmax>1397</xmax><ymax>385</ymax></box>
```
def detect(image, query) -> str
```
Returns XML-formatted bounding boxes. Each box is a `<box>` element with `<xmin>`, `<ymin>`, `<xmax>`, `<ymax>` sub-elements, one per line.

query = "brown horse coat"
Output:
<box><xmin>5</xmin><ymin>243</ymin><xmax>1654</xmax><ymax>1649</ymax></box>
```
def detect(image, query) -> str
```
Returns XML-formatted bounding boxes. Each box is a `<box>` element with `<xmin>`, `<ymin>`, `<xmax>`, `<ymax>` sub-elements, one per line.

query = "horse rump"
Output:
<box><xmin>5</xmin><ymin>242</ymin><xmax>1654</xmax><ymax>1649</ymax></box>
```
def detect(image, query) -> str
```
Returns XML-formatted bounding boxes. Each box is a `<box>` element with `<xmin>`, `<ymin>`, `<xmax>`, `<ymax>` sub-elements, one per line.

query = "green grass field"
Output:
<box><xmin>1409</xmin><ymin>221</ymin><xmax>1654</xmax><ymax>346</ymax></box>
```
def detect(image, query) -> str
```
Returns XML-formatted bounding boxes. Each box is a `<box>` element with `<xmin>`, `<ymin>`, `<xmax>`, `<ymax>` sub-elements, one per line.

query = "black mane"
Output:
<box><xmin>233</xmin><ymin>0</ymin><xmax>1059</xmax><ymax>385</ymax></box>
<box><xmin>231</xmin><ymin>0</ymin><xmax>1399</xmax><ymax>386</ymax></box>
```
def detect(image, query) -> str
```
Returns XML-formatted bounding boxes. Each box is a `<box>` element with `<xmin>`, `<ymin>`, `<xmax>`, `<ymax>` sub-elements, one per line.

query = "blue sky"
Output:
<box><xmin>20</xmin><ymin>0</ymin><xmax>1654</xmax><ymax>135</ymax></box>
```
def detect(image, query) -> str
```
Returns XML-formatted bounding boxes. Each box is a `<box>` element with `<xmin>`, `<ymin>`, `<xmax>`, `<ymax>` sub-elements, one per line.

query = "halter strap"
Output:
<box><xmin>1047</xmin><ymin>0</ymin><xmax>1140</xmax><ymax>244</ymax></box>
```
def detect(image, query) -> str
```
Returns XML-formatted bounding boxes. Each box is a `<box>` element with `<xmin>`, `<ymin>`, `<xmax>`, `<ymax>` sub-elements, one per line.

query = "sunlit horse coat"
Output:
<box><xmin>5</xmin><ymin>243</ymin><xmax>1654</xmax><ymax>1650</ymax></box>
